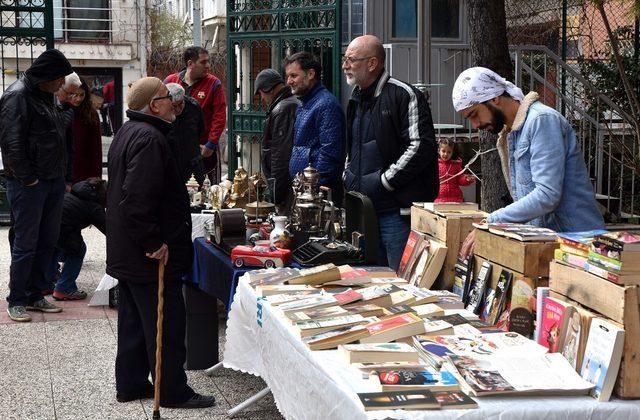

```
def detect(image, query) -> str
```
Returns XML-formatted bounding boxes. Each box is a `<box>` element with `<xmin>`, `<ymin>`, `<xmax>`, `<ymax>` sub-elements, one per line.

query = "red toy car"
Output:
<box><xmin>231</xmin><ymin>242</ymin><xmax>292</xmax><ymax>269</ymax></box>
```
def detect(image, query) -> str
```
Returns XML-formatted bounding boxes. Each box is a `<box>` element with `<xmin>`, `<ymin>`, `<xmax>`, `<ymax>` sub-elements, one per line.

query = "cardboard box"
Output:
<box><xmin>549</xmin><ymin>261</ymin><xmax>640</xmax><ymax>399</ymax></box>
<box><xmin>475</xmin><ymin>229</ymin><xmax>558</xmax><ymax>278</ymax></box>
<box><xmin>410</xmin><ymin>206</ymin><xmax>485</xmax><ymax>289</ymax></box>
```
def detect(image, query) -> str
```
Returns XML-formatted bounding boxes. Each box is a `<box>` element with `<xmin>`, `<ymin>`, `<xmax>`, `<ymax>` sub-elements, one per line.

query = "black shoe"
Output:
<box><xmin>162</xmin><ymin>393</ymin><xmax>216</xmax><ymax>409</ymax></box>
<box><xmin>116</xmin><ymin>386</ymin><xmax>155</xmax><ymax>403</ymax></box>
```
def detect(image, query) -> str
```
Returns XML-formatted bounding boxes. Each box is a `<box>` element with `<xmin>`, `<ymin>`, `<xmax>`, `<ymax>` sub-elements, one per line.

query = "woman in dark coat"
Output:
<box><xmin>68</xmin><ymin>81</ymin><xmax>103</xmax><ymax>184</ymax></box>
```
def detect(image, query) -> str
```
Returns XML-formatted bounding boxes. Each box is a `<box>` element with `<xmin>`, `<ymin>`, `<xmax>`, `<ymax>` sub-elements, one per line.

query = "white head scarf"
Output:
<box><xmin>451</xmin><ymin>67</ymin><xmax>524</xmax><ymax>112</ymax></box>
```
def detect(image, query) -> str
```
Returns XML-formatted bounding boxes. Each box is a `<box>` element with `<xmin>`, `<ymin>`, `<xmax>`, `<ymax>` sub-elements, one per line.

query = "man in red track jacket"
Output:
<box><xmin>164</xmin><ymin>46</ymin><xmax>226</xmax><ymax>183</ymax></box>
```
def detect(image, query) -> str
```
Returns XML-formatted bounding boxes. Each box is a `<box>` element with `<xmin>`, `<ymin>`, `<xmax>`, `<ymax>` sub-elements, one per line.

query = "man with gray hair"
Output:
<box><xmin>165</xmin><ymin>82</ymin><xmax>205</xmax><ymax>184</ymax></box>
<box><xmin>55</xmin><ymin>71</ymin><xmax>83</xmax><ymax>190</ymax></box>
<box><xmin>107</xmin><ymin>77</ymin><xmax>215</xmax><ymax>408</ymax></box>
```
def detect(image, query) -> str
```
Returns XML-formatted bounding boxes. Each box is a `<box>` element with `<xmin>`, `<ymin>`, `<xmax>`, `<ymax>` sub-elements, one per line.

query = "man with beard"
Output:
<box><xmin>107</xmin><ymin>77</ymin><xmax>215</xmax><ymax>408</ymax></box>
<box><xmin>453</xmin><ymin>67</ymin><xmax>604</xmax><ymax>257</ymax></box>
<box><xmin>164</xmin><ymin>47</ymin><xmax>226</xmax><ymax>183</ymax></box>
<box><xmin>342</xmin><ymin>35</ymin><xmax>438</xmax><ymax>270</ymax></box>
<box><xmin>285</xmin><ymin>52</ymin><xmax>345</xmax><ymax>204</ymax></box>
<box><xmin>1</xmin><ymin>49</ymin><xmax>73</xmax><ymax>322</ymax></box>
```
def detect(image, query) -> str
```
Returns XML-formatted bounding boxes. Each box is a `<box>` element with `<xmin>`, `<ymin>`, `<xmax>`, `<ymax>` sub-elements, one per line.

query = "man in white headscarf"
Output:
<box><xmin>454</xmin><ymin>67</ymin><xmax>604</xmax><ymax>257</ymax></box>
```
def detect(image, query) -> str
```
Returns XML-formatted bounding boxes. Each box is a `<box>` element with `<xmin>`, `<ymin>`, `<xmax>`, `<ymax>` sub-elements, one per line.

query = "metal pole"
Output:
<box><xmin>561</xmin><ymin>0</ymin><xmax>567</xmax><ymax>114</ymax></box>
<box><xmin>193</xmin><ymin>0</ymin><xmax>202</xmax><ymax>47</ymax></box>
<box><xmin>415</xmin><ymin>0</ymin><xmax>431</xmax><ymax>92</ymax></box>
<box><xmin>44</xmin><ymin>0</ymin><xmax>54</xmax><ymax>49</ymax></box>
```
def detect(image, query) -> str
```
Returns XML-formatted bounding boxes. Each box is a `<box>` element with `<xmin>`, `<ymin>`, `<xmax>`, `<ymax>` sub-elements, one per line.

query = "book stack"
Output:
<box><xmin>554</xmin><ymin>231</ymin><xmax>640</xmax><ymax>285</ymax></box>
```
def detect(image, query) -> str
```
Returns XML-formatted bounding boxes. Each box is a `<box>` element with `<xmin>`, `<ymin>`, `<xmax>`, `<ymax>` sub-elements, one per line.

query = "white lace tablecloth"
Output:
<box><xmin>223</xmin><ymin>275</ymin><xmax>640</xmax><ymax>420</ymax></box>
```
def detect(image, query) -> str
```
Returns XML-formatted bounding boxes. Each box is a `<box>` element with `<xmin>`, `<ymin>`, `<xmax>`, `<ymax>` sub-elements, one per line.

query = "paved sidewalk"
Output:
<box><xmin>0</xmin><ymin>226</ymin><xmax>283</xmax><ymax>419</ymax></box>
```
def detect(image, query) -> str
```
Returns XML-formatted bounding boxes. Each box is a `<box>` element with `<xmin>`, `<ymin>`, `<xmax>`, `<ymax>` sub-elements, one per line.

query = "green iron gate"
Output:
<box><xmin>226</xmin><ymin>0</ymin><xmax>342</xmax><ymax>179</ymax></box>
<box><xmin>0</xmin><ymin>0</ymin><xmax>54</xmax><ymax>224</ymax></box>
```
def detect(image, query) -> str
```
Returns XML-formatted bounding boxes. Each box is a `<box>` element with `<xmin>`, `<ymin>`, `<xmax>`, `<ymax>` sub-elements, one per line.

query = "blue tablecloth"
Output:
<box><xmin>190</xmin><ymin>237</ymin><xmax>251</xmax><ymax>310</ymax></box>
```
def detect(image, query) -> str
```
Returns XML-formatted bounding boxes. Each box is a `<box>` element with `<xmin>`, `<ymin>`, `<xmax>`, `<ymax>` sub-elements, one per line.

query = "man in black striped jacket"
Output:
<box><xmin>343</xmin><ymin>35</ymin><xmax>438</xmax><ymax>271</ymax></box>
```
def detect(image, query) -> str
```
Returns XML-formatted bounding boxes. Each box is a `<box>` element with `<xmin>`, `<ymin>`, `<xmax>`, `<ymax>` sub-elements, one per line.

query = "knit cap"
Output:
<box><xmin>127</xmin><ymin>77</ymin><xmax>163</xmax><ymax>110</ymax></box>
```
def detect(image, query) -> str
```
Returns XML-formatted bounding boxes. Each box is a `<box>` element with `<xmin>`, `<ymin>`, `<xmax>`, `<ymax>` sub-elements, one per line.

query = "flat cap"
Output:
<box><xmin>254</xmin><ymin>69</ymin><xmax>283</xmax><ymax>95</ymax></box>
<box><xmin>127</xmin><ymin>77</ymin><xmax>163</xmax><ymax>111</ymax></box>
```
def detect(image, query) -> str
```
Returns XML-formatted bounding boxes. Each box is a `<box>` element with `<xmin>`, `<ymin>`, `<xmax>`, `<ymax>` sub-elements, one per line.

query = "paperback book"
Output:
<box><xmin>338</xmin><ymin>342</ymin><xmax>419</xmax><ymax>364</ymax></box>
<box><xmin>580</xmin><ymin>318</ymin><xmax>625</xmax><ymax>401</ymax></box>
<box><xmin>357</xmin><ymin>390</ymin><xmax>439</xmax><ymax>411</ymax></box>
<box><xmin>374</xmin><ymin>368</ymin><xmax>460</xmax><ymax>392</ymax></box>
<box><xmin>466</xmin><ymin>261</ymin><xmax>491</xmax><ymax>315</ymax></box>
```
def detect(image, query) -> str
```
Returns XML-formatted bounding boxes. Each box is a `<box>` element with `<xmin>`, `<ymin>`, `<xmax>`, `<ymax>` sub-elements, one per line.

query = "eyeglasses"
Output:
<box><xmin>341</xmin><ymin>55</ymin><xmax>374</xmax><ymax>65</ymax></box>
<box><xmin>62</xmin><ymin>87</ymin><xmax>83</xmax><ymax>99</ymax></box>
<box><xmin>151</xmin><ymin>93</ymin><xmax>173</xmax><ymax>102</ymax></box>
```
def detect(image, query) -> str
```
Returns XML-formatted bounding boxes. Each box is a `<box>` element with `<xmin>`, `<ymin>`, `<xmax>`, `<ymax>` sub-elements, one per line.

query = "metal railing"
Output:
<box><xmin>424</xmin><ymin>43</ymin><xmax>637</xmax><ymax>217</ymax></box>
<box><xmin>511</xmin><ymin>45</ymin><xmax>637</xmax><ymax>218</ymax></box>
<box><xmin>53</xmin><ymin>4</ymin><xmax>114</xmax><ymax>42</ymax></box>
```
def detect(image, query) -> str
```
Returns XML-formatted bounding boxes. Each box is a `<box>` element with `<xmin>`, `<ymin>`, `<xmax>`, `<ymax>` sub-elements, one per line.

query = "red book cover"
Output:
<box><xmin>538</xmin><ymin>297</ymin><xmax>568</xmax><ymax>352</ymax></box>
<box><xmin>366</xmin><ymin>313</ymin><xmax>419</xmax><ymax>335</ymax></box>
<box><xmin>334</xmin><ymin>289</ymin><xmax>364</xmax><ymax>305</ymax></box>
<box><xmin>398</xmin><ymin>232</ymin><xmax>421</xmax><ymax>277</ymax></box>
<box><xmin>340</xmin><ymin>268</ymin><xmax>369</xmax><ymax>279</ymax></box>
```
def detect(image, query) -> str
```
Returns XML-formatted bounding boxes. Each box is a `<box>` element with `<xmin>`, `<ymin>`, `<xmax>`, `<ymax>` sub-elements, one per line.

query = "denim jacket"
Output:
<box><xmin>488</xmin><ymin>92</ymin><xmax>604</xmax><ymax>232</ymax></box>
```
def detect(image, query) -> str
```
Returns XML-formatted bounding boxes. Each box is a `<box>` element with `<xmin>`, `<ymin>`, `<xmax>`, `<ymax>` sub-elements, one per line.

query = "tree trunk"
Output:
<box><xmin>466</xmin><ymin>0</ymin><xmax>513</xmax><ymax>213</ymax></box>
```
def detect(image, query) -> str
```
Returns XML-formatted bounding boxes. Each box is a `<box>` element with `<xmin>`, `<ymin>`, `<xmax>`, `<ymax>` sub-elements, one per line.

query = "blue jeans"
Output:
<box><xmin>377</xmin><ymin>211</ymin><xmax>411</xmax><ymax>271</ymax></box>
<box><xmin>51</xmin><ymin>241</ymin><xmax>87</xmax><ymax>294</ymax></box>
<box><xmin>6</xmin><ymin>177</ymin><xmax>65</xmax><ymax>307</ymax></box>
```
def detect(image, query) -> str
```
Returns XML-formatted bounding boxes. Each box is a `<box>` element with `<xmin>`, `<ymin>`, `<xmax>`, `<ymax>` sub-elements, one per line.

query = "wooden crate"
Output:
<box><xmin>474</xmin><ymin>229</ymin><xmax>558</xmax><ymax>278</ymax></box>
<box><xmin>410</xmin><ymin>206</ymin><xmax>485</xmax><ymax>290</ymax></box>
<box><xmin>550</xmin><ymin>261</ymin><xmax>640</xmax><ymax>399</ymax></box>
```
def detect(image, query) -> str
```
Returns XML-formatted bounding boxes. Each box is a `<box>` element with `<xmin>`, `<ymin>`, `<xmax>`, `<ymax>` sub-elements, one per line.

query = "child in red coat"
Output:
<box><xmin>436</xmin><ymin>139</ymin><xmax>475</xmax><ymax>203</ymax></box>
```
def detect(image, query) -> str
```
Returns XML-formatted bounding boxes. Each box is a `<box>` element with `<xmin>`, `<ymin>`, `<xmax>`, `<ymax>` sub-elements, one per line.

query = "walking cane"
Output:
<box><xmin>153</xmin><ymin>261</ymin><xmax>165</xmax><ymax>420</ymax></box>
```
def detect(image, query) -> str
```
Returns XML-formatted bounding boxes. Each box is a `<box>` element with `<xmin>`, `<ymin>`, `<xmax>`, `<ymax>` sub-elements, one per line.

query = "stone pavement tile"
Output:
<box><xmin>211</xmin><ymin>370</ymin><xmax>277</xmax><ymax>413</ymax></box>
<box><xmin>0</xmin><ymin>322</ymin><xmax>48</xmax><ymax>351</ymax></box>
<box><xmin>52</xmin><ymin>377</ymin><xmax>147</xmax><ymax>420</ymax></box>
<box><xmin>48</xmin><ymin>343</ymin><xmax>116</xmax><ymax>382</ymax></box>
<box><xmin>139</xmin><ymin>389</ymin><xmax>228</xmax><ymax>419</ymax></box>
<box><xmin>0</xmin><ymin>379</ymin><xmax>55</xmax><ymax>420</ymax></box>
<box><xmin>0</xmin><ymin>350</ymin><xmax>49</xmax><ymax>383</ymax></box>
<box><xmin>0</xmin><ymin>304</ymin><xmax>45</xmax><ymax>324</ymax></box>
<box><xmin>45</xmin><ymin>318</ymin><xmax>116</xmax><ymax>349</ymax></box>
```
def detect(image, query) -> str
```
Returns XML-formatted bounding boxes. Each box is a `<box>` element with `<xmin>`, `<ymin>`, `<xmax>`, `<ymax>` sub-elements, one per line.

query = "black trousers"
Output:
<box><xmin>115</xmin><ymin>279</ymin><xmax>195</xmax><ymax>405</ymax></box>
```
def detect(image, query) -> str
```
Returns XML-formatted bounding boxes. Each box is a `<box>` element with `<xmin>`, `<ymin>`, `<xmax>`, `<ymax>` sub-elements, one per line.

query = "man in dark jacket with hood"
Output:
<box><xmin>342</xmin><ymin>35</ymin><xmax>438</xmax><ymax>271</ymax></box>
<box><xmin>49</xmin><ymin>178</ymin><xmax>106</xmax><ymax>301</ymax></box>
<box><xmin>106</xmin><ymin>77</ymin><xmax>215</xmax><ymax>409</ymax></box>
<box><xmin>255</xmin><ymin>69</ymin><xmax>300</xmax><ymax>214</ymax></box>
<box><xmin>0</xmin><ymin>49</ymin><xmax>73</xmax><ymax>322</ymax></box>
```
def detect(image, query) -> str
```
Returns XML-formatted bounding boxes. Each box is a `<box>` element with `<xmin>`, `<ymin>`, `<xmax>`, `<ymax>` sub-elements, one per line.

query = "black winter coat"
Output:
<box><xmin>0</xmin><ymin>49</ymin><xmax>73</xmax><ymax>185</ymax></box>
<box><xmin>58</xmin><ymin>180</ymin><xmax>106</xmax><ymax>255</ymax></box>
<box><xmin>261</xmin><ymin>86</ymin><xmax>300</xmax><ymax>211</ymax></box>
<box><xmin>106</xmin><ymin>110</ymin><xmax>193</xmax><ymax>283</ymax></box>
<box><xmin>167</xmin><ymin>96</ymin><xmax>205</xmax><ymax>184</ymax></box>
<box><xmin>344</xmin><ymin>70</ymin><xmax>439</xmax><ymax>209</ymax></box>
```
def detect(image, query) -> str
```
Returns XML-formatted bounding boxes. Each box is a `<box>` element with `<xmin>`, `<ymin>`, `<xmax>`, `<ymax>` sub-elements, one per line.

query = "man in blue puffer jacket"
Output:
<box><xmin>285</xmin><ymin>52</ymin><xmax>345</xmax><ymax>204</ymax></box>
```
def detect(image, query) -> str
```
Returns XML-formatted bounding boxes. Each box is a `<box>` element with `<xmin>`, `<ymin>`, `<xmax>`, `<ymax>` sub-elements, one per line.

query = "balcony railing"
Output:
<box><xmin>53</xmin><ymin>2</ymin><xmax>113</xmax><ymax>42</ymax></box>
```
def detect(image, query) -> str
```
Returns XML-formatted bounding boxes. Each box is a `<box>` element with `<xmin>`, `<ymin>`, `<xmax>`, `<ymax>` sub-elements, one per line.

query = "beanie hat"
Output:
<box><xmin>126</xmin><ymin>77</ymin><xmax>163</xmax><ymax>111</ymax></box>
<box><xmin>254</xmin><ymin>69</ymin><xmax>284</xmax><ymax>95</ymax></box>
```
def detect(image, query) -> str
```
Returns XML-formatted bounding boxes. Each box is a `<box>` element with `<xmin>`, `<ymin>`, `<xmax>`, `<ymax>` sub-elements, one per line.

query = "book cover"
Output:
<box><xmin>559</xmin><ymin>243</ymin><xmax>589</xmax><ymax>257</ymax></box>
<box><xmin>560</xmin><ymin>307</ymin><xmax>582</xmax><ymax>370</ymax></box>
<box><xmin>357</xmin><ymin>390</ymin><xmax>439</xmax><ymax>411</ymax></box>
<box><xmin>538</xmin><ymin>297</ymin><xmax>570</xmax><ymax>352</ymax></box>
<box><xmin>556</xmin><ymin>230</ymin><xmax>606</xmax><ymax>249</ymax></box>
<box><xmin>590</xmin><ymin>241</ymin><xmax>622</xmax><ymax>261</ymax></box>
<box><xmin>595</xmin><ymin>231</ymin><xmax>640</xmax><ymax>251</ymax></box>
<box><xmin>295</xmin><ymin>314</ymin><xmax>366</xmax><ymax>337</ymax></box>
<box><xmin>360</xmin><ymin>313</ymin><xmax>426</xmax><ymax>344</ymax></box>
<box><xmin>432</xmin><ymin>390</ymin><xmax>478</xmax><ymax>409</ymax></box>
<box><xmin>580</xmin><ymin>318</ymin><xmax>625</xmax><ymax>401</ymax></box>
<box><xmin>377</xmin><ymin>369</ymin><xmax>459</xmax><ymax>391</ymax></box>
<box><xmin>587</xmin><ymin>251</ymin><xmax>622</xmax><ymax>272</ymax></box>
<box><xmin>286</xmin><ymin>305</ymin><xmax>347</xmax><ymax>323</ymax></box>
<box><xmin>487</xmin><ymin>223</ymin><xmax>557</xmax><ymax>242</ymax></box>
<box><xmin>339</xmin><ymin>342</ymin><xmax>419</xmax><ymax>364</ymax></box>
<box><xmin>333</xmin><ymin>289</ymin><xmax>363</xmax><ymax>306</ymax></box>
<box><xmin>429</xmin><ymin>314</ymin><xmax>470</xmax><ymax>326</ymax></box>
<box><xmin>287</xmin><ymin>263</ymin><xmax>341</xmax><ymax>286</ymax></box>
<box><xmin>466</xmin><ymin>261</ymin><xmax>491</xmax><ymax>315</ymax></box>
<box><xmin>397</xmin><ymin>231</ymin><xmax>425</xmax><ymax>278</ymax></box>
<box><xmin>481</xmin><ymin>288</ymin><xmax>495</xmax><ymax>323</ymax></box>
<box><xmin>533</xmin><ymin>287</ymin><xmax>550</xmax><ymax>342</ymax></box>
<box><xmin>509</xmin><ymin>277</ymin><xmax>535</xmax><ymax>338</ymax></box>
<box><xmin>486</xmin><ymin>270</ymin><xmax>512</xmax><ymax>325</ymax></box>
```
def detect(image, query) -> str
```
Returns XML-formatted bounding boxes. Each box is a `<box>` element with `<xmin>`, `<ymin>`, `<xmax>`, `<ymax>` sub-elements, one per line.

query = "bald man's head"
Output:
<box><xmin>343</xmin><ymin>35</ymin><xmax>386</xmax><ymax>88</ymax></box>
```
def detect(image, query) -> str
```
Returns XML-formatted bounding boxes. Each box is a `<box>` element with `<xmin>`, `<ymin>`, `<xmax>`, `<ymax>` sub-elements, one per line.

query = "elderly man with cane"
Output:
<box><xmin>106</xmin><ymin>77</ymin><xmax>215</xmax><ymax>410</ymax></box>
